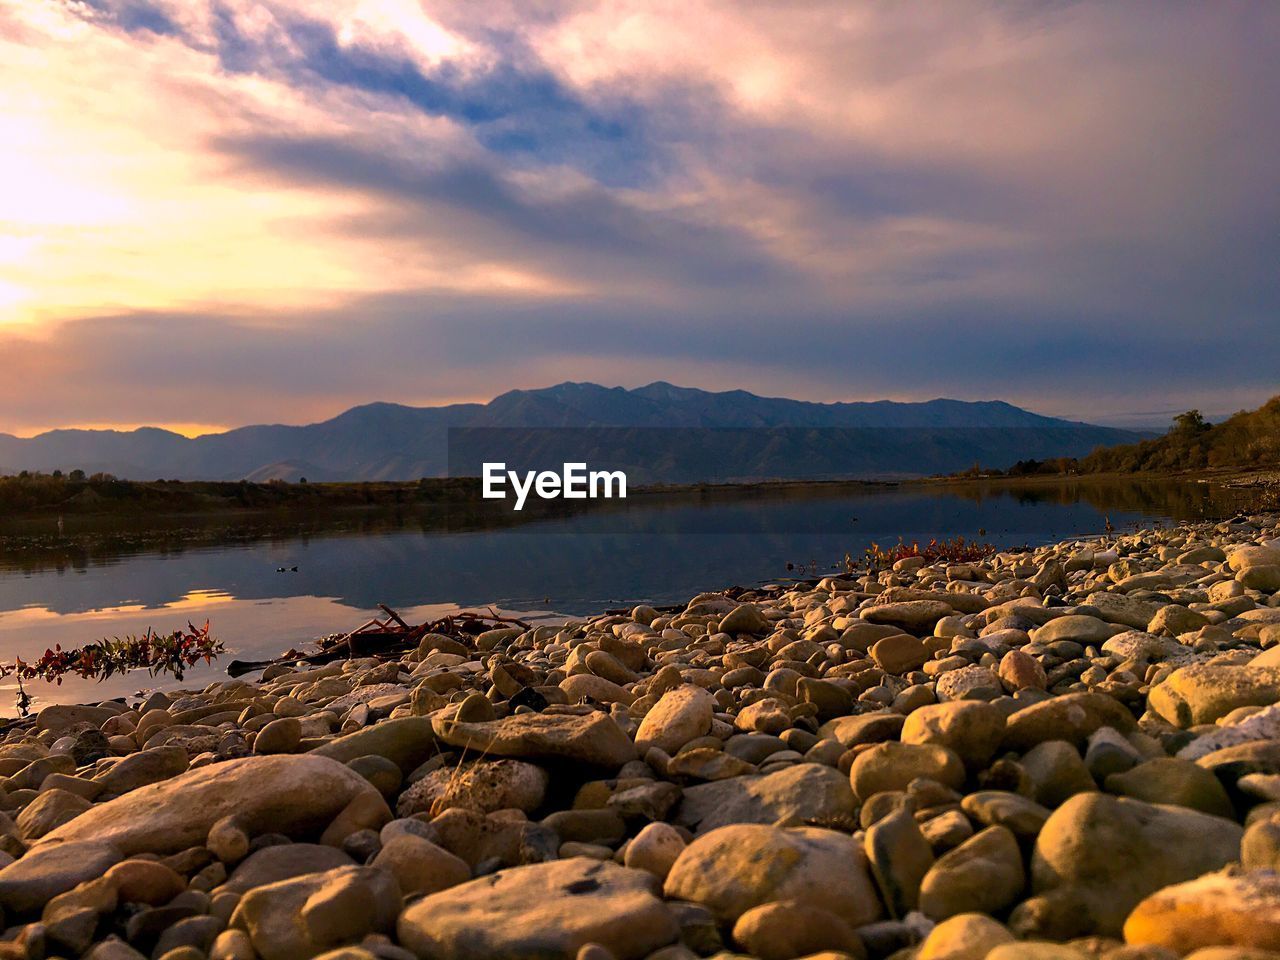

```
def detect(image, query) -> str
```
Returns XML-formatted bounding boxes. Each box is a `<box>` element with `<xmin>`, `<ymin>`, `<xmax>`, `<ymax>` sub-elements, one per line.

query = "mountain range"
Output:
<box><xmin>0</xmin><ymin>382</ymin><xmax>1146</xmax><ymax>482</ymax></box>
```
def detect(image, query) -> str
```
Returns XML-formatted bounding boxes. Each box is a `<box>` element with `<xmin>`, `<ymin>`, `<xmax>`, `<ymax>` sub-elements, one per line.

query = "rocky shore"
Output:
<box><xmin>4</xmin><ymin>516</ymin><xmax>1280</xmax><ymax>960</ymax></box>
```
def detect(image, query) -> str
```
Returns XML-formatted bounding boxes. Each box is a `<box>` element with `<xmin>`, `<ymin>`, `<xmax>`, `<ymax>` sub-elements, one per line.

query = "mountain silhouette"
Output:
<box><xmin>0</xmin><ymin>382</ymin><xmax>1144</xmax><ymax>481</ymax></box>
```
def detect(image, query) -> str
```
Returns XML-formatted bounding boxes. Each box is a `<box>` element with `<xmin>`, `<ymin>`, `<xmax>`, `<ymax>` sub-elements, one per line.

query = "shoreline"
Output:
<box><xmin>0</xmin><ymin>512</ymin><xmax>1279</xmax><ymax>954</ymax></box>
<box><xmin>6</xmin><ymin>468</ymin><xmax>1276</xmax><ymax>530</ymax></box>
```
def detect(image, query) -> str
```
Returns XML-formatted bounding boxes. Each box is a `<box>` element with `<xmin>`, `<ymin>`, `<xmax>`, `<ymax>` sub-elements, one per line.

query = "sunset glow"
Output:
<box><xmin>1</xmin><ymin>0</ymin><xmax>1276</xmax><ymax>434</ymax></box>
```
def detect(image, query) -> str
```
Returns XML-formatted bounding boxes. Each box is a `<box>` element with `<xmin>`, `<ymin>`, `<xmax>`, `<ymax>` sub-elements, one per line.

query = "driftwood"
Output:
<box><xmin>225</xmin><ymin>605</ymin><xmax>529</xmax><ymax>678</ymax></box>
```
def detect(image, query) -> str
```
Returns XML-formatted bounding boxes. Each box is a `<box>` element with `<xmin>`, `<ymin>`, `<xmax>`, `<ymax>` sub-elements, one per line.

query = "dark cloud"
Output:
<box><xmin>11</xmin><ymin>0</ymin><xmax>1280</xmax><ymax>433</ymax></box>
<box><xmin>214</xmin><ymin>132</ymin><xmax>793</xmax><ymax>290</ymax></box>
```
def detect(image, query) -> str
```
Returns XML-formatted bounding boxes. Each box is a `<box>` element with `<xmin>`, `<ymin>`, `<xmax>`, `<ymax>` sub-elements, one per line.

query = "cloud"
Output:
<box><xmin>1</xmin><ymin>0</ymin><xmax>1277</xmax><ymax>434</ymax></box>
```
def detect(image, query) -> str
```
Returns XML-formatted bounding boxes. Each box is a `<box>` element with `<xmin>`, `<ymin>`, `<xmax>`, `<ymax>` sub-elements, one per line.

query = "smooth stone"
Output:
<box><xmin>865</xmin><ymin>803</ymin><xmax>934</xmax><ymax>918</ymax></box>
<box><xmin>561</xmin><ymin>673</ymin><xmax>634</xmax><ymax>705</ymax></box>
<box><xmin>1148</xmin><ymin>605</ymin><xmax>1210</xmax><ymax>637</ymax></box>
<box><xmin>17</xmin><ymin>787</ymin><xmax>92</xmax><ymax>839</ymax></box>
<box><xmin>1028</xmin><ymin>793</ymin><xmax>1244</xmax><ymax>936</ymax></box>
<box><xmin>861</xmin><ymin>600</ymin><xmax>956</xmax><ymax>632</ymax></box>
<box><xmin>1148</xmin><ymin>665</ymin><xmax>1280</xmax><ymax>728</ymax></box>
<box><xmin>43</xmin><ymin>755</ymin><xmax>391</xmax><ymax>859</ymax></box>
<box><xmin>960</xmin><ymin>791</ymin><xmax>1051</xmax><ymax>837</ymax></box>
<box><xmin>667</xmin><ymin>746</ymin><xmax>757</xmax><ymax>780</ymax></box>
<box><xmin>1033</xmin><ymin>616</ymin><xmax>1118</xmax><ymax>645</ymax></box>
<box><xmin>1105</xmin><ymin>758</ymin><xmax>1235</xmax><ymax>817</ymax></box>
<box><xmin>370</xmin><ymin>835</ymin><xmax>470</xmax><ymax>897</ymax></box>
<box><xmin>818</xmin><ymin>713</ymin><xmax>905</xmax><ymax>748</ymax></box>
<box><xmin>1002</xmin><ymin>692</ymin><xmax>1136</xmax><ymax>751</ymax></box>
<box><xmin>732</xmin><ymin>899</ymin><xmax>865</xmax><ymax>960</ymax></box>
<box><xmin>850</xmin><ymin>742</ymin><xmax>965</xmax><ymax>800</ymax></box>
<box><xmin>1242</xmin><ymin>816</ymin><xmax>1280</xmax><ymax>870</ymax></box>
<box><xmin>623</xmin><ymin>822</ymin><xmax>686</xmax><ymax>881</ymax></box>
<box><xmin>221</xmin><ymin>844</ymin><xmax>356</xmax><ymax>894</ymax></box>
<box><xmin>1086</xmin><ymin>594</ymin><xmax>1167</xmax><ymax>630</ymax></box>
<box><xmin>635</xmin><ymin>686</ymin><xmax>714</xmax><ymax>755</ymax></box>
<box><xmin>676</xmin><ymin>763</ymin><xmax>855</xmax><ymax>834</ymax></box>
<box><xmin>93</xmin><ymin>745</ymin><xmax>190</xmax><ymax>795</ymax></box>
<box><xmin>36</xmin><ymin>704</ymin><xmax>117</xmax><ymax>735</ymax></box>
<box><xmin>664</xmin><ymin>824</ymin><xmax>882</xmax><ymax>926</ymax></box>
<box><xmin>1124</xmin><ymin>869</ymin><xmax>1280</xmax><ymax>952</ymax></box>
<box><xmin>105</xmin><ymin>859</ymin><xmax>186</xmax><ymax>905</ymax></box>
<box><xmin>1102</xmin><ymin>631</ymin><xmax>1190</xmax><ymax>663</ymax></box>
<box><xmin>310</xmin><ymin>717</ymin><xmax>438</xmax><ymax>773</ymax></box>
<box><xmin>988</xmin><ymin>945</ymin><xmax>1089</xmax><ymax>960</ymax></box>
<box><xmin>901</xmin><ymin>700</ymin><xmax>1006</xmax><ymax>770</ymax></box>
<box><xmin>918</xmin><ymin>913</ymin><xmax>1014</xmax><ymax>960</ymax></box>
<box><xmin>918</xmin><ymin>825</ymin><xmax>1025</xmax><ymax>919</ymax></box>
<box><xmin>398</xmin><ymin>858</ymin><xmax>678</xmax><ymax>960</ymax></box>
<box><xmin>253</xmin><ymin>718</ymin><xmax>302</xmax><ymax>755</ymax></box>
<box><xmin>922</xmin><ymin>807</ymin><xmax>975</xmax><ymax>850</ymax></box>
<box><xmin>719</xmin><ymin>603</ymin><xmax>772</xmax><ymax>635</ymax></box>
<box><xmin>431</xmin><ymin>712</ymin><xmax>637</xmax><ymax>768</ymax></box>
<box><xmin>0</xmin><ymin>840</ymin><xmax>122</xmax><ymax>914</ymax></box>
<box><xmin>1021</xmin><ymin>740</ymin><xmax>1097</xmax><ymax>808</ymax></box>
<box><xmin>870</xmin><ymin>634</ymin><xmax>931</xmax><ymax>673</ymax></box>
<box><xmin>1084</xmin><ymin>726</ymin><xmax>1144</xmax><ymax>780</ymax></box>
<box><xmin>999</xmin><ymin>650</ymin><xmax>1049</xmax><ymax>691</ymax></box>
<box><xmin>935</xmin><ymin>665</ymin><xmax>1004</xmax><ymax>702</ymax></box>
<box><xmin>230</xmin><ymin>865</ymin><xmax>400</xmax><ymax>960</ymax></box>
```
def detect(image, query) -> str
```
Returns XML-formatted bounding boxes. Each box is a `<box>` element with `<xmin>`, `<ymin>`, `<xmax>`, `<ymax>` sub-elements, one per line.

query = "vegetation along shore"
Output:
<box><xmin>1</xmin><ymin>512</ymin><xmax>1280</xmax><ymax>957</ymax></box>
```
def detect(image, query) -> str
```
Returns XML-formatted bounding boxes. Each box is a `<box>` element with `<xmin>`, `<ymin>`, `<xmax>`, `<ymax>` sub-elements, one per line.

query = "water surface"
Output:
<box><xmin>0</xmin><ymin>477</ymin><xmax>1240</xmax><ymax>712</ymax></box>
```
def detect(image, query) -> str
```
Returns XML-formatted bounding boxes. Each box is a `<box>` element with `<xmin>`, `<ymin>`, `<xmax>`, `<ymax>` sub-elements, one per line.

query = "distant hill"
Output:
<box><xmin>0</xmin><ymin>382</ymin><xmax>1145</xmax><ymax>482</ymax></box>
<box><xmin>1075</xmin><ymin>396</ymin><xmax>1280</xmax><ymax>473</ymax></box>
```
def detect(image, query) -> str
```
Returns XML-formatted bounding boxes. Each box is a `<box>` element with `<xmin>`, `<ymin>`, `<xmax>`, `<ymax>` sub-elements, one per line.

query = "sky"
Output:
<box><xmin>1</xmin><ymin>0</ymin><xmax>1277</xmax><ymax>436</ymax></box>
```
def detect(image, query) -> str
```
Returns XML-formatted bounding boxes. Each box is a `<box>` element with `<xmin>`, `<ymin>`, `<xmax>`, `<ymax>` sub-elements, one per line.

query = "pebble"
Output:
<box><xmin>398</xmin><ymin>858</ymin><xmax>678</xmax><ymax>960</ymax></box>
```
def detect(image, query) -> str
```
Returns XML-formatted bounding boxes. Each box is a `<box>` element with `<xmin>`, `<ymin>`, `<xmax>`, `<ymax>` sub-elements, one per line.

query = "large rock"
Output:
<box><xmin>230</xmin><ymin>865</ymin><xmax>400</xmax><ymax>960</ymax></box>
<box><xmin>397</xmin><ymin>760</ymin><xmax>549</xmax><ymax>817</ymax></box>
<box><xmin>919</xmin><ymin>825</ymin><xmax>1025</xmax><ymax>920</ymax></box>
<box><xmin>1032</xmin><ymin>616</ymin><xmax>1118</xmax><ymax>645</ymax></box>
<box><xmin>918</xmin><ymin>913</ymin><xmax>1014</xmax><ymax>960</ymax></box>
<box><xmin>861</xmin><ymin>600</ymin><xmax>955</xmax><ymax>633</ymax></box>
<box><xmin>1028</xmin><ymin>793</ymin><xmax>1243</xmax><ymax>936</ymax></box>
<box><xmin>1229</xmin><ymin>545</ymin><xmax>1280</xmax><ymax>573</ymax></box>
<box><xmin>221</xmin><ymin>844</ymin><xmax>356</xmax><ymax>894</ymax></box>
<box><xmin>35</xmin><ymin>704</ymin><xmax>117</xmax><ymax>736</ymax></box>
<box><xmin>1087</xmin><ymin>593</ymin><xmax>1167</xmax><ymax>630</ymax></box>
<box><xmin>664</xmin><ymin>824</ymin><xmax>882</xmax><ymax>925</ymax></box>
<box><xmin>1124</xmin><ymin>869</ymin><xmax>1280</xmax><ymax>952</ymax></box>
<box><xmin>935</xmin><ymin>665</ymin><xmax>1004</xmax><ymax>702</ymax></box>
<box><xmin>1101</xmin><ymin>631</ymin><xmax>1190</xmax><ymax>663</ymax></box>
<box><xmin>431</xmin><ymin>712</ymin><xmax>637</xmax><ymax>768</ymax></box>
<box><xmin>0</xmin><ymin>840</ymin><xmax>122</xmax><ymax>914</ymax></box>
<box><xmin>732</xmin><ymin>899</ymin><xmax>865</xmax><ymax>960</ymax></box>
<box><xmin>634</xmin><ymin>685</ymin><xmax>714</xmax><ymax>754</ymax></box>
<box><xmin>675</xmin><ymin>762</ymin><xmax>855</xmax><ymax>834</ymax></box>
<box><xmin>901</xmin><ymin>701</ymin><xmax>1006</xmax><ymax>770</ymax></box>
<box><xmin>850</xmin><ymin>742</ymin><xmax>965</xmax><ymax>800</ymax></box>
<box><xmin>93</xmin><ymin>745</ymin><xmax>189</xmax><ymax>796</ymax></box>
<box><xmin>870</xmin><ymin>634</ymin><xmax>932</xmax><ymax>673</ymax></box>
<box><xmin>1148</xmin><ymin>665</ymin><xmax>1280</xmax><ymax>728</ymax></box>
<box><xmin>310</xmin><ymin>717</ymin><xmax>437</xmax><ymax>773</ymax></box>
<box><xmin>398</xmin><ymin>858</ymin><xmax>677</xmax><ymax>960</ymax></box>
<box><xmin>865</xmin><ymin>803</ymin><xmax>934</xmax><ymax>918</ymax></box>
<box><xmin>371</xmin><ymin>835</ymin><xmax>470</xmax><ymax>898</ymax></box>
<box><xmin>41</xmin><ymin>755</ymin><xmax>391</xmax><ymax>860</ymax></box>
<box><xmin>1002</xmin><ymin>692</ymin><xmax>1136</xmax><ymax>751</ymax></box>
<box><xmin>718</xmin><ymin>603</ymin><xmax>772</xmax><ymax>635</ymax></box>
<box><xmin>1105</xmin><ymin>758</ymin><xmax>1235</xmax><ymax>817</ymax></box>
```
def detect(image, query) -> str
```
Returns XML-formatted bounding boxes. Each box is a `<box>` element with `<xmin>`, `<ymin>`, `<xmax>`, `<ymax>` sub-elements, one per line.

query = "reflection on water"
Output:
<box><xmin>0</xmin><ymin>478</ymin><xmax>1248</xmax><ymax>712</ymax></box>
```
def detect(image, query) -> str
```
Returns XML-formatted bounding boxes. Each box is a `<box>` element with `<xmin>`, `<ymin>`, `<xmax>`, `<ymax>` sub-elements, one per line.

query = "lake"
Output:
<box><xmin>0</xmin><ymin>477</ymin><xmax>1246</xmax><ymax>713</ymax></box>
